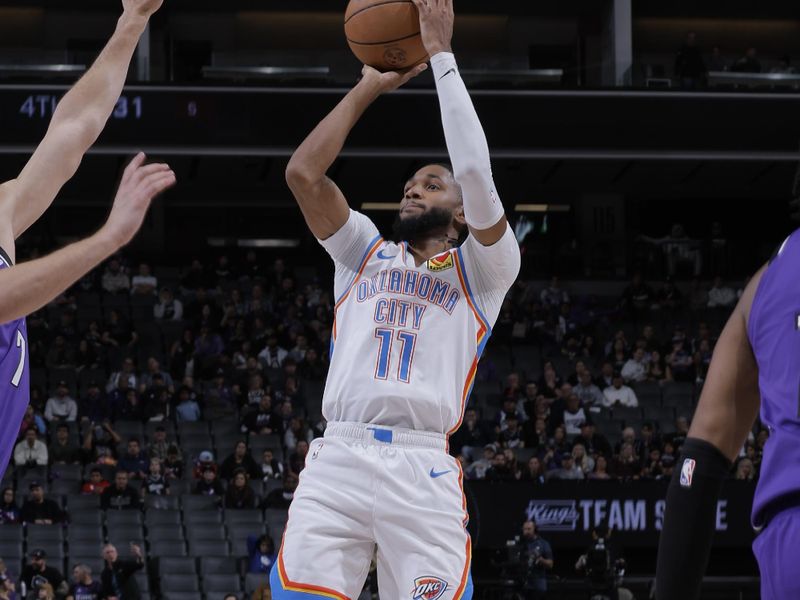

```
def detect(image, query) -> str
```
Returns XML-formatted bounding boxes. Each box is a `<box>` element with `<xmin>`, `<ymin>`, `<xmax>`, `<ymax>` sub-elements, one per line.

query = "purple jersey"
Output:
<box><xmin>747</xmin><ymin>229</ymin><xmax>800</xmax><ymax>527</ymax></box>
<box><xmin>0</xmin><ymin>246</ymin><xmax>30</xmax><ymax>474</ymax></box>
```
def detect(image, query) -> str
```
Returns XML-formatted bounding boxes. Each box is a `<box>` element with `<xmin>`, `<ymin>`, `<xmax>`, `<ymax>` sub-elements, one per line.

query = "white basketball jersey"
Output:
<box><xmin>319</xmin><ymin>210</ymin><xmax>520</xmax><ymax>435</ymax></box>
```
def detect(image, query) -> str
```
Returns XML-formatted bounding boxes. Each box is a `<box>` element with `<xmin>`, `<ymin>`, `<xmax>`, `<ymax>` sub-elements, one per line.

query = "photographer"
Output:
<box><xmin>575</xmin><ymin>525</ymin><xmax>631</xmax><ymax>600</ymax></box>
<box><xmin>512</xmin><ymin>520</ymin><xmax>554</xmax><ymax>599</ymax></box>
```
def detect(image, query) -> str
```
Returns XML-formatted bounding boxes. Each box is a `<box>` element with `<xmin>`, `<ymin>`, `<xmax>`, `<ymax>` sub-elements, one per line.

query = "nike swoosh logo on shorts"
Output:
<box><xmin>429</xmin><ymin>468</ymin><xmax>452</xmax><ymax>478</ymax></box>
<box><xmin>377</xmin><ymin>249</ymin><xmax>397</xmax><ymax>260</ymax></box>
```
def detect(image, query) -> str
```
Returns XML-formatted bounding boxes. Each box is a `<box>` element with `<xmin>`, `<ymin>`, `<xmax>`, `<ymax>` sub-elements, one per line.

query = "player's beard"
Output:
<box><xmin>391</xmin><ymin>207</ymin><xmax>454</xmax><ymax>243</ymax></box>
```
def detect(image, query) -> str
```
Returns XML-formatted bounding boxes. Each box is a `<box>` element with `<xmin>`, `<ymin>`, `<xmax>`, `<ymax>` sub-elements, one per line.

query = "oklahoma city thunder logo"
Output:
<box><xmin>411</xmin><ymin>576</ymin><xmax>448</xmax><ymax>600</ymax></box>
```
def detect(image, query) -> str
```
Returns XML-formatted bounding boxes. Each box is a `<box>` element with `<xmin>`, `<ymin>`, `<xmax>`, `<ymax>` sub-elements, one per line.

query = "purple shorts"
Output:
<box><xmin>753</xmin><ymin>506</ymin><xmax>800</xmax><ymax>599</ymax></box>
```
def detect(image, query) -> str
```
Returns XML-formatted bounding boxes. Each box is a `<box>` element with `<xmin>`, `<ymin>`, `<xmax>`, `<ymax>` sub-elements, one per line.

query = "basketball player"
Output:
<box><xmin>272</xmin><ymin>1</ymin><xmax>520</xmax><ymax>598</ymax></box>
<box><xmin>655</xmin><ymin>254</ymin><xmax>799</xmax><ymax>594</ymax></box>
<box><xmin>0</xmin><ymin>0</ymin><xmax>174</xmax><ymax>474</ymax></box>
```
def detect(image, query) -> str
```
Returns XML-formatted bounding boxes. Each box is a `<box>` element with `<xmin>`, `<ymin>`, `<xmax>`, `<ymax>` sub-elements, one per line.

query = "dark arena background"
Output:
<box><xmin>2</xmin><ymin>1</ymin><xmax>800</xmax><ymax>599</ymax></box>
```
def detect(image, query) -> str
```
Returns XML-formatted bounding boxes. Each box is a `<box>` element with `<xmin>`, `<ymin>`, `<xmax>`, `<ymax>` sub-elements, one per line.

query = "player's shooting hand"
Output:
<box><xmin>411</xmin><ymin>0</ymin><xmax>454</xmax><ymax>57</ymax></box>
<box><xmin>359</xmin><ymin>64</ymin><xmax>428</xmax><ymax>95</ymax></box>
<box><xmin>101</xmin><ymin>153</ymin><xmax>176</xmax><ymax>249</ymax></box>
<box><xmin>122</xmin><ymin>0</ymin><xmax>164</xmax><ymax>19</ymax></box>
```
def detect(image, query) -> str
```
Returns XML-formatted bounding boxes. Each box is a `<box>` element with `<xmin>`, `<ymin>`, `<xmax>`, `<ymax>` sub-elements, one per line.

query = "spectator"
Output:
<box><xmin>153</xmin><ymin>287</ymin><xmax>183</xmax><ymax>321</ymax></box>
<box><xmin>707</xmin><ymin>276</ymin><xmax>736</xmax><ymax>308</ymax></box>
<box><xmin>247</xmin><ymin>534</ymin><xmax>277</xmax><ymax>574</ymax></box>
<box><xmin>163</xmin><ymin>445</ymin><xmax>185</xmax><ymax>480</ymax></box>
<box><xmin>708</xmin><ymin>45</ymin><xmax>726</xmax><ymax>71</ymax></box>
<box><xmin>14</xmin><ymin>429</ymin><xmax>48</xmax><ymax>468</ymax></box>
<box><xmin>574</xmin><ymin>421</ymin><xmax>613</xmax><ymax>461</ymax></box>
<box><xmin>0</xmin><ymin>573</ymin><xmax>14</xmax><ymax>600</ymax></box>
<box><xmin>66</xmin><ymin>564</ymin><xmax>102</xmax><ymax>600</ymax></box>
<box><xmin>147</xmin><ymin>426</ymin><xmax>179</xmax><ymax>462</ymax></box>
<box><xmin>219</xmin><ymin>442</ymin><xmax>260</xmax><ymax>482</ymax></box>
<box><xmin>101</xmin><ymin>472</ymin><xmax>141</xmax><ymax>510</ymax></box>
<box><xmin>283</xmin><ymin>417</ymin><xmax>313</xmax><ymax>454</ymax></box>
<box><xmin>547</xmin><ymin>454</ymin><xmax>585</xmax><ymax>480</ymax></box>
<box><xmin>0</xmin><ymin>488</ymin><xmax>20</xmax><ymax>524</ymax></box>
<box><xmin>541</xmin><ymin>276</ymin><xmax>569</xmax><ymax>309</ymax></box>
<box><xmin>498</xmin><ymin>415</ymin><xmax>524</xmax><ymax>449</ymax></box>
<box><xmin>117</xmin><ymin>439</ymin><xmax>149</xmax><ymax>480</ymax></box>
<box><xmin>675</xmin><ymin>31</ymin><xmax>707</xmax><ymax>88</ymax></box>
<box><xmin>44</xmin><ymin>382</ymin><xmax>78</xmax><ymax>423</ymax></box>
<box><xmin>138</xmin><ymin>358</ymin><xmax>175</xmax><ymax>394</ymax></box>
<box><xmin>666</xmin><ymin>337</ymin><xmax>695</xmax><ymax>383</ymax></box>
<box><xmin>735</xmin><ymin>458</ymin><xmax>755</xmax><ymax>480</ymax></box>
<box><xmin>193</xmin><ymin>451</ymin><xmax>218</xmax><ymax>480</ymax></box>
<box><xmin>224</xmin><ymin>469</ymin><xmax>256</xmax><ymax>510</ymax></box>
<box><xmin>78</xmin><ymin>382</ymin><xmax>110</xmax><ymax>424</ymax></box>
<box><xmin>18</xmin><ymin>406</ymin><xmax>47</xmax><ymax>440</ymax></box>
<box><xmin>588</xmin><ymin>455</ymin><xmax>612</xmax><ymax>480</ymax></box>
<box><xmin>771</xmin><ymin>54</ymin><xmax>797</xmax><ymax>75</ymax></box>
<box><xmin>262</xmin><ymin>473</ymin><xmax>298</xmax><ymax>509</ymax></box>
<box><xmin>619</xmin><ymin>273</ymin><xmax>655</xmax><ymax>318</ymax></box>
<box><xmin>259</xmin><ymin>449</ymin><xmax>284</xmax><ymax>481</ymax></box>
<box><xmin>44</xmin><ymin>335</ymin><xmax>76</xmax><ymax>370</ymax></box>
<box><xmin>35</xmin><ymin>583</ymin><xmax>55</xmax><ymax>600</ymax></box>
<box><xmin>141</xmin><ymin>458</ymin><xmax>170</xmax><ymax>498</ymax></box>
<box><xmin>611</xmin><ymin>443</ymin><xmax>642</xmax><ymax>481</ymax></box>
<box><xmin>100</xmin><ymin>544</ymin><xmax>144</xmax><ymax>600</ymax></box>
<box><xmin>574</xmin><ymin>371</ymin><xmax>604</xmax><ymax>408</ymax></box>
<box><xmin>106</xmin><ymin>358</ymin><xmax>137</xmax><ymax>394</ymax></box>
<box><xmin>572</xmin><ymin>443</ymin><xmax>595</xmax><ymax>475</ymax></box>
<box><xmin>602</xmin><ymin>374</ymin><xmax>638</xmax><ymax>408</ymax></box>
<box><xmin>101</xmin><ymin>259</ymin><xmax>130</xmax><ymax>295</ymax></box>
<box><xmin>131</xmin><ymin>263</ymin><xmax>157</xmax><ymax>296</ymax></box>
<box><xmin>19</xmin><ymin>551</ymin><xmax>66</xmax><ymax>599</ymax></box>
<box><xmin>258</xmin><ymin>335</ymin><xmax>288</xmax><ymax>369</ymax></box>
<box><xmin>48</xmin><ymin>424</ymin><xmax>81</xmax><ymax>465</ymax></box>
<box><xmin>646</xmin><ymin>350</ymin><xmax>672</xmax><ymax>384</ymax></box>
<box><xmin>194</xmin><ymin>467</ymin><xmax>224</xmax><ymax>497</ymax></box>
<box><xmin>242</xmin><ymin>395</ymin><xmax>279</xmax><ymax>436</ymax></box>
<box><xmin>485</xmin><ymin>452</ymin><xmax>517</xmax><ymax>481</ymax></box>
<box><xmin>175</xmin><ymin>386</ymin><xmax>201</xmax><ymax>422</ymax></box>
<box><xmin>731</xmin><ymin>47</ymin><xmax>761</xmax><ymax>73</ymax></box>
<box><xmin>555</xmin><ymin>394</ymin><xmax>588</xmax><ymax>439</ymax></box>
<box><xmin>81</xmin><ymin>468</ymin><xmax>110</xmax><ymax>496</ymax></box>
<box><xmin>82</xmin><ymin>421</ymin><xmax>121</xmax><ymax>466</ymax></box>
<box><xmin>621</xmin><ymin>348</ymin><xmax>648</xmax><ymax>384</ymax></box>
<box><xmin>642</xmin><ymin>448</ymin><xmax>664</xmax><ymax>480</ymax></box>
<box><xmin>514</xmin><ymin>521</ymin><xmax>554</xmax><ymax>599</ymax></box>
<box><xmin>519</xmin><ymin>457</ymin><xmax>545</xmax><ymax>485</ymax></box>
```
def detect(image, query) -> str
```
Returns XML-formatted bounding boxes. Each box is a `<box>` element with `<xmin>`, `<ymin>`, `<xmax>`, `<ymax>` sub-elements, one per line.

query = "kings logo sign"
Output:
<box><xmin>411</xmin><ymin>576</ymin><xmax>448</xmax><ymax>600</ymax></box>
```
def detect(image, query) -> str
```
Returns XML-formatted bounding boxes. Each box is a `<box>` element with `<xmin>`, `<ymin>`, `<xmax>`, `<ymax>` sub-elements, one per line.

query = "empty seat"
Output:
<box><xmin>0</xmin><ymin>540</ymin><xmax>22</xmax><ymax>561</ymax></box>
<box><xmin>611</xmin><ymin>407</ymin><xmax>642</xmax><ymax>424</ymax></box>
<box><xmin>187</xmin><ymin>540</ymin><xmax>229</xmax><ymax>557</ymax></box>
<box><xmin>145</xmin><ymin>509</ymin><xmax>182</xmax><ymax>527</ymax></box>
<box><xmin>223</xmin><ymin>509</ymin><xmax>262</xmax><ymax>526</ymax></box>
<box><xmin>69</xmin><ymin>541</ymin><xmax>104</xmax><ymax>557</ymax></box>
<box><xmin>230</xmin><ymin>537</ymin><xmax>249</xmax><ymax>558</ymax></box>
<box><xmin>27</xmin><ymin>524</ymin><xmax>65</xmax><ymax>543</ymax></box>
<box><xmin>134</xmin><ymin>571</ymin><xmax>150</xmax><ymax>593</ymax></box>
<box><xmin>210</xmin><ymin>419</ymin><xmax>239</xmax><ymax>438</ymax></box>
<box><xmin>106</xmin><ymin>511</ymin><xmax>143</xmax><ymax>527</ymax></box>
<box><xmin>185</xmin><ymin>524</ymin><xmax>226</xmax><ymax>542</ymax></box>
<box><xmin>227</xmin><ymin>524</ymin><xmax>263</xmax><ymax>541</ymax></box>
<box><xmin>115</xmin><ymin>420</ymin><xmax>145</xmax><ymax>439</ymax></box>
<box><xmin>181</xmin><ymin>495</ymin><xmax>221</xmax><ymax>512</ymax></box>
<box><xmin>106</xmin><ymin>525</ymin><xmax>145</xmax><ymax>544</ymax></box>
<box><xmin>183</xmin><ymin>509</ymin><xmax>222</xmax><ymax>525</ymax></box>
<box><xmin>51</xmin><ymin>464</ymin><xmax>83</xmax><ymax>481</ymax></box>
<box><xmin>158</xmin><ymin>557</ymin><xmax>197</xmax><ymax>576</ymax></box>
<box><xmin>199</xmin><ymin>556</ymin><xmax>237</xmax><ymax>575</ymax></box>
<box><xmin>67</xmin><ymin>524</ymin><xmax>104</xmax><ymax>543</ymax></box>
<box><xmin>148</xmin><ymin>540</ymin><xmax>187</xmax><ymax>557</ymax></box>
<box><xmin>264</xmin><ymin>509</ymin><xmax>288</xmax><ymax>537</ymax></box>
<box><xmin>178</xmin><ymin>422</ymin><xmax>209</xmax><ymax>436</ymax></box>
<box><xmin>643</xmin><ymin>406</ymin><xmax>675</xmax><ymax>423</ymax></box>
<box><xmin>245</xmin><ymin>572</ymin><xmax>270</xmax><ymax>595</ymax></box>
<box><xmin>50</xmin><ymin>479</ymin><xmax>80</xmax><ymax>495</ymax></box>
<box><xmin>32</xmin><ymin>540</ymin><xmax>64</xmax><ymax>560</ymax></box>
<box><xmin>145</xmin><ymin>494</ymin><xmax>180</xmax><ymax>511</ymax></box>
<box><xmin>162</xmin><ymin>593</ymin><xmax>199</xmax><ymax>600</ymax></box>
<box><xmin>70</xmin><ymin>509</ymin><xmax>103</xmax><ymax>527</ymax></box>
<box><xmin>161</xmin><ymin>574</ymin><xmax>200</xmax><ymax>593</ymax></box>
<box><xmin>203</xmin><ymin>573</ymin><xmax>241</xmax><ymax>593</ymax></box>
<box><xmin>147</xmin><ymin>525</ymin><xmax>185</xmax><ymax>544</ymax></box>
<box><xmin>1</xmin><ymin>524</ymin><xmax>23</xmax><ymax>542</ymax></box>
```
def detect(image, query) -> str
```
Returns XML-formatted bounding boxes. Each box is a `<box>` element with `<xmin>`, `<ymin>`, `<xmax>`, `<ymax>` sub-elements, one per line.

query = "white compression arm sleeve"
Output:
<box><xmin>431</xmin><ymin>52</ymin><xmax>505</xmax><ymax>230</ymax></box>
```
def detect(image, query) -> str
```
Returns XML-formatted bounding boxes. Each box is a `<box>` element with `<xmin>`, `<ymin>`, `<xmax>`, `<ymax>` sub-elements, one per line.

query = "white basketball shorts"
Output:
<box><xmin>269</xmin><ymin>421</ymin><xmax>474</xmax><ymax>599</ymax></box>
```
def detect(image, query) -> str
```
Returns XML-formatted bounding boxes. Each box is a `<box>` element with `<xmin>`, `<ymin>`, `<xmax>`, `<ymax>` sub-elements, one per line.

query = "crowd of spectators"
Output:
<box><xmin>0</xmin><ymin>251</ymin><xmax>769</xmax><ymax>597</ymax></box>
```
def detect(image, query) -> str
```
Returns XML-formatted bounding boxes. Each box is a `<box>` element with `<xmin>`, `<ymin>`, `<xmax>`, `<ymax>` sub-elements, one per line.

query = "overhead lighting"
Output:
<box><xmin>361</xmin><ymin>203</ymin><xmax>401</xmax><ymax>211</ymax></box>
<box><xmin>514</xmin><ymin>204</ymin><xmax>570</xmax><ymax>213</ymax></box>
<box><xmin>207</xmin><ymin>238</ymin><xmax>300</xmax><ymax>248</ymax></box>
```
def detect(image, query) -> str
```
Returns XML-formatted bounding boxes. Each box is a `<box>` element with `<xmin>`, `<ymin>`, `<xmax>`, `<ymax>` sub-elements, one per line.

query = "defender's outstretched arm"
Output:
<box><xmin>0</xmin><ymin>154</ymin><xmax>175</xmax><ymax>324</ymax></box>
<box><xmin>0</xmin><ymin>0</ymin><xmax>165</xmax><ymax>258</ymax></box>
<box><xmin>286</xmin><ymin>65</ymin><xmax>426</xmax><ymax>240</ymax></box>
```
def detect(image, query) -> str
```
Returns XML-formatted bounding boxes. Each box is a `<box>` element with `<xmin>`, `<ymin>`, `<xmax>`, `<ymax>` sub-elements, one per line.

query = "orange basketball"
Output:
<box><xmin>344</xmin><ymin>0</ymin><xmax>429</xmax><ymax>71</ymax></box>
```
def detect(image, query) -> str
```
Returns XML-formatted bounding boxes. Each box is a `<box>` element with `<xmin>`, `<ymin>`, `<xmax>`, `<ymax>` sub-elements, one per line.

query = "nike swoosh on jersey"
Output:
<box><xmin>377</xmin><ymin>249</ymin><xmax>398</xmax><ymax>260</ymax></box>
<box><xmin>438</xmin><ymin>68</ymin><xmax>456</xmax><ymax>80</ymax></box>
<box><xmin>429</xmin><ymin>468</ymin><xmax>452</xmax><ymax>478</ymax></box>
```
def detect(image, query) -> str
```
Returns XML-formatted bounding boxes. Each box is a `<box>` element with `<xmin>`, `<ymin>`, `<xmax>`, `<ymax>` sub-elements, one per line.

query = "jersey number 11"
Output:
<box><xmin>374</xmin><ymin>328</ymin><xmax>417</xmax><ymax>383</ymax></box>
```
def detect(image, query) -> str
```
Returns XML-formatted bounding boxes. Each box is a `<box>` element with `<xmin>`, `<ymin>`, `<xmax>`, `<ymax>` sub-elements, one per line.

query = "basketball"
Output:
<box><xmin>345</xmin><ymin>0</ymin><xmax>429</xmax><ymax>71</ymax></box>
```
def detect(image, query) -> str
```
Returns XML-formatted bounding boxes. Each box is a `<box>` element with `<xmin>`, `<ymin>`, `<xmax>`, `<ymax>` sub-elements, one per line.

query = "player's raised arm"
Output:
<box><xmin>0</xmin><ymin>0</ymin><xmax>164</xmax><ymax>247</ymax></box>
<box><xmin>285</xmin><ymin>62</ymin><xmax>426</xmax><ymax>240</ymax></box>
<box><xmin>413</xmin><ymin>0</ymin><xmax>508</xmax><ymax>247</ymax></box>
<box><xmin>655</xmin><ymin>270</ymin><xmax>763</xmax><ymax>600</ymax></box>
<box><xmin>0</xmin><ymin>153</ymin><xmax>175</xmax><ymax>324</ymax></box>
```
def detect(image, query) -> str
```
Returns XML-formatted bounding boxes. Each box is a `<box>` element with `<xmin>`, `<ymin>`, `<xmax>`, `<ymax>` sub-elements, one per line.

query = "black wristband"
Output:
<box><xmin>655</xmin><ymin>437</ymin><xmax>732</xmax><ymax>600</ymax></box>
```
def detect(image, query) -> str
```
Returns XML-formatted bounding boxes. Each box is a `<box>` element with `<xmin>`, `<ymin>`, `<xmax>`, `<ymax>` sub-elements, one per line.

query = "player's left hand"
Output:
<box><xmin>359</xmin><ymin>63</ymin><xmax>428</xmax><ymax>95</ymax></box>
<box><xmin>122</xmin><ymin>0</ymin><xmax>164</xmax><ymax>19</ymax></box>
<box><xmin>411</xmin><ymin>0</ymin><xmax>454</xmax><ymax>57</ymax></box>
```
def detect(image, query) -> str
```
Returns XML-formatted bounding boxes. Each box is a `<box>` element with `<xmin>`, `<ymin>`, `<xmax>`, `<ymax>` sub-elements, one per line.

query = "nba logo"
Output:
<box><xmin>680</xmin><ymin>458</ymin><xmax>696</xmax><ymax>488</ymax></box>
<box><xmin>411</xmin><ymin>576</ymin><xmax>448</xmax><ymax>600</ymax></box>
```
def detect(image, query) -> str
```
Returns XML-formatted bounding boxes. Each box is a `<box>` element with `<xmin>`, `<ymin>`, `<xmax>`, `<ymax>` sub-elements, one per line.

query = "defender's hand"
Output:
<box><xmin>122</xmin><ymin>0</ymin><xmax>164</xmax><ymax>18</ymax></box>
<box><xmin>411</xmin><ymin>0</ymin><xmax>454</xmax><ymax>57</ymax></box>
<box><xmin>359</xmin><ymin>63</ymin><xmax>428</xmax><ymax>95</ymax></box>
<box><xmin>101</xmin><ymin>153</ymin><xmax>175</xmax><ymax>249</ymax></box>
